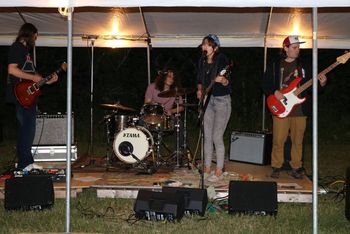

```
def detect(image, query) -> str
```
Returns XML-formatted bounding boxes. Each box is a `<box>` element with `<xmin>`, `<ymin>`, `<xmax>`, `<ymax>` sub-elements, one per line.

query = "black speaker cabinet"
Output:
<box><xmin>229</xmin><ymin>131</ymin><xmax>272</xmax><ymax>165</ymax></box>
<box><xmin>228</xmin><ymin>181</ymin><xmax>277</xmax><ymax>216</ymax></box>
<box><xmin>33</xmin><ymin>114</ymin><xmax>74</xmax><ymax>145</ymax></box>
<box><xmin>5</xmin><ymin>175</ymin><xmax>54</xmax><ymax>211</ymax></box>
<box><xmin>162</xmin><ymin>187</ymin><xmax>208</xmax><ymax>216</ymax></box>
<box><xmin>134</xmin><ymin>189</ymin><xmax>185</xmax><ymax>221</ymax></box>
<box><xmin>346</xmin><ymin>167</ymin><xmax>350</xmax><ymax>221</ymax></box>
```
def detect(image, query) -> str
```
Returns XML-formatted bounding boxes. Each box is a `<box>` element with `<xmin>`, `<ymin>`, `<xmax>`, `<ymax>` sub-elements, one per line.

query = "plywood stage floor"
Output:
<box><xmin>0</xmin><ymin>158</ymin><xmax>314</xmax><ymax>203</ymax></box>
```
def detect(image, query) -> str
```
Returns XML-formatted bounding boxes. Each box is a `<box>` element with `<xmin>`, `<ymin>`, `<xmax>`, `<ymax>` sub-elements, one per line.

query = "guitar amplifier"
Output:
<box><xmin>33</xmin><ymin>114</ymin><xmax>74</xmax><ymax>146</ymax></box>
<box><xmin>229</xmin><ymin>131</ymin><xmax>272</xmax><ymax>165</ymax></box>
<box><xmin>31</xmin><ymin>145</ymin><xmax>77</xmax><ymax>162</ymax></box>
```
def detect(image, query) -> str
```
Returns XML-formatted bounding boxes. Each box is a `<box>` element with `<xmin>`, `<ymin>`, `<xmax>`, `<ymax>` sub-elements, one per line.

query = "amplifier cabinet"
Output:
<box><xmin>229</xmin><ymin>131</ymin><xmax>272</xmax><ymax>165</ymax></box>
<box><xmin>31</xmin><ymin>145</ymin><xmax>77</xmax><ymax>162</ymax></box>
<box><xmin>33</xmin><ymin>114</ymin><xmax>74</xmax><ymax>146</ymax></box>
<box><xmin>5</xmin><ymin>175</ymin><xmax>54</xmax><ymax>211</ymax></box>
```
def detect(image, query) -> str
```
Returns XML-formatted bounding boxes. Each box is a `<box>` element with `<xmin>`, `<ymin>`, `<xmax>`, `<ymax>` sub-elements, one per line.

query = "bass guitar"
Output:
<box><xmin>267</xmin><ymin>52</ymin><xmax>350</xmax><ymax>118</ymax></box>
<box><xmin>14</xmin><ymin>62</ymin><xmax>67</xmax><ymax>108</ymax></box>
<box><xmin>198</xmin><ymin>63</ymin><xmax>233</xmax><ymax>117</ymax></box>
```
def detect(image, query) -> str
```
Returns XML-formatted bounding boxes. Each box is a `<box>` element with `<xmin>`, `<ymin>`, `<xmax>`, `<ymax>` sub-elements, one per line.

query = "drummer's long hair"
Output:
<box><xmin>155</xmin><ymin>68</ymin><xmax>181</xmax><ymax>92</ymax></box>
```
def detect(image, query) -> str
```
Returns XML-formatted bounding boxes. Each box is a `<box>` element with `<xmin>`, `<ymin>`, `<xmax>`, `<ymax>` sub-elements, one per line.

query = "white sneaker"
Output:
<box><xmin>204</xmin><ymin>171</ymin><xmax>214</xmax><ymax>180</ymax></box>
<box><xmin>31</xmin><ymin>163</ymin><xmax>43</xmax><ymax>170</ymax></box>
<box><xmin>207</xmin><ymin>174</ymin><xmax>224</xmax><ymax>183</ymax></box>
<box><xmin>23</xmin><ymin>163</ymin><xmax>43</xmax><ymax>171</ymax></box>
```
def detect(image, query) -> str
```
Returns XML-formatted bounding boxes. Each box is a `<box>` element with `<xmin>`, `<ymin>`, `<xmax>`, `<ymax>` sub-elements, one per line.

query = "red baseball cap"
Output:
<box><xmin>283</xmin><ymin>36</ymin><xmax>305</xmax><ymax>47</ymax></box>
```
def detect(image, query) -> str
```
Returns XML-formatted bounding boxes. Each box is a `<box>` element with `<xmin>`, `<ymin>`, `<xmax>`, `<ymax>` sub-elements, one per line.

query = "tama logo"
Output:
<box><xmin>123</xmin><ymin>132</ymin><xmax>140</xmax><ymax>138</ymax></box>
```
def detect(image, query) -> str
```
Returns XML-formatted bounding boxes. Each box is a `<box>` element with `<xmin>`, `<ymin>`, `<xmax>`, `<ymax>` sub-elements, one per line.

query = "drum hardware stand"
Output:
<box><xmin>182</xmin><ymin>94</ymin><xmax>194</xmax><ymax>169</ymax></box>
<box><xmin>167</xmin><ymin>93</ymin><xmax>185</xmax><ymax>168</ymax></box>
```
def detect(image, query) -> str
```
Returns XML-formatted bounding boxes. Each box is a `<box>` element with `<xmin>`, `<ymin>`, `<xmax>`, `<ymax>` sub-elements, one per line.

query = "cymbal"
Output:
<box><xmin>158</xmin><ymin>88</ymin><xmax>196</xmax><ymax>98</ymax></box>
<box><xmin>100</xmin><ymin>103</ymin><xmax>135</xmax><ymax>111</ymax></box>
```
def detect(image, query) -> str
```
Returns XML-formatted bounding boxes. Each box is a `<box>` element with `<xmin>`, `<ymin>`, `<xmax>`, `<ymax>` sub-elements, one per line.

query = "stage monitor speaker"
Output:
<box><xmin>346</xmin><ymin>167</ymin><xmax>350</xmax><ymax>221</ymax></box>
<box><xmin>134</xmin><ymin>189</ymin><xmax>185</xmax><ymax>221</ymax></box>
<box><xmin>228</xmin><ymin>181</ymin><xmax>277</xmax><ymax>216</ymax></box>
<box><xmin>33</xmin><ymin>114</ymin><xmax>74</xmax><ymax>146</ymax></box>
<box><xmin>162</xmin><ymin>187</ymin><xmax>208</xmax><ymax>216</ymax></box>
<box><xmin>5</xmin><ymin>175</ymin><xmax>54</xmax><ymax>211</ymax></box>
<box><xmin>229</xmin><ymin>131</ymin><xmax>272</xmax><ymax>165</ymax></box>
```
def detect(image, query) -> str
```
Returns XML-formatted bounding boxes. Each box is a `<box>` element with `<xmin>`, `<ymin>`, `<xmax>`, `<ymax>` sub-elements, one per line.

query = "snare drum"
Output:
<box><xmin>140</xmin><ymin>103</ymin><xmax>164</xmax><ymax>125</ymax></box>
<box><xmin>113</xmin><ymin>126</ymin><xmax>154</xmax><ymax>164</ymax></box>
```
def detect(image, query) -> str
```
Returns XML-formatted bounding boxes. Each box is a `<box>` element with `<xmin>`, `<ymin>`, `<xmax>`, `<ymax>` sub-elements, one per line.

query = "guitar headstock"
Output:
<box><xmin>336</xmin><ymin>51</ymin><xmax>350</xmax><ymax>64</ymax></box>
<box><xmin>60</xmin><ymin>62</ymin><xmax>68</xmax><ymax>72</ymax></box>
<box><xmin>219</xmin><ymin>62</ymin><xmax>234</xmax><ymax>76</ymax></box>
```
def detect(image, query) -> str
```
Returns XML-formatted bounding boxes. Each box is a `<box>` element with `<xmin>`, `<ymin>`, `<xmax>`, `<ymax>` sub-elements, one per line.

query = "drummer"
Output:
<box><xmin>144</xmin><ymin>68</ymin><xmax>184</xmax><ymax>114</ymax></box>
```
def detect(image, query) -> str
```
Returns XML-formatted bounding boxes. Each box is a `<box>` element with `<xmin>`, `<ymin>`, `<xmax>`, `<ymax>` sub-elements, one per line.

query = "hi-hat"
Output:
<box><xmin>100</xmin><ymin>103</ymin><xmax>135</xmax><ymax>111</ymax></box>
<box><xmin>158</xmin><ymin>88</ymin><xmax>196</xmax><ymax>98</ymax></box>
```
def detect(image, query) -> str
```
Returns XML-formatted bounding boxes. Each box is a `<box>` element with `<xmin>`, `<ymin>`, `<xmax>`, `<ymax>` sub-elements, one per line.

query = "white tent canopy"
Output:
<box><xmin>0</xmin><ymin>7</ymin><xmax>350</xmax><ymax>48</ymax></box>
<box><xmin>1</xmin><ymin>0</ymin><xmax>350</xmax><ymax>8</ymax></box>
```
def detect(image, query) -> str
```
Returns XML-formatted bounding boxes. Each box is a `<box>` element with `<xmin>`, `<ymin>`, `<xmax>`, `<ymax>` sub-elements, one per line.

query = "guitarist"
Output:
<box><xmin>262</xmin><ymin>35</ymin><xmax>327</xmax><ymax>179</ymax></box>
<box><xmin>196</xmin><ymin>34</ymin><xmax>232</xmax><ymax>183</ymax></box>
<box><xmin>6</xmin><ymin>23</ymin><xmax>58</xmax><ymax>171</ymax></box>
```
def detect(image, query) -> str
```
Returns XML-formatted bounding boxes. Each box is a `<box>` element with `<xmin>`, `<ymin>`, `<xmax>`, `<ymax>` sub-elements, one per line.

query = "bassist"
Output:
<box><xmin>6</xmin><ymin>23</ymin><xmax>58</xmax><ymax>171</ymax></box>
<box><xmin>262</xmin><ymin>35</ymin><xmax>327</xmax><ymax>179</ymax></box>
<box><xmin>196</xmin><ymin>34</ymin><xmax>232</xmax><ymax>183</ymax></box>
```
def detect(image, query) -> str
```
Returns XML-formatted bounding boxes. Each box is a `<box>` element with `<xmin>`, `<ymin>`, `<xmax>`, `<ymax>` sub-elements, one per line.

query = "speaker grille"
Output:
<box><xmin>229</xmin><ymin>131</ymin><xmax>272</xmax><ymax>165</ymax></box>
<box><xmin>33</xmin><ymin>114</ymin><xmax>74</xmax><ymax>145</ymax></box>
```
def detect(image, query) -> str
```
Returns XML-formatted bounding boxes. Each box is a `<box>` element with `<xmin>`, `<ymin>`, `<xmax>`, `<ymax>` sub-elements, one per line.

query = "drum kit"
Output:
<box><xmin>101</xmin><ymin>87</ymin><xmax>196</xmax><ymax>173</ymax></box>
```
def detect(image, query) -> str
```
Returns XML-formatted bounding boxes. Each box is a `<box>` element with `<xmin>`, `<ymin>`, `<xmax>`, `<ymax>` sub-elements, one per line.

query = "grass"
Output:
<box><xmin>0</xmin><ymin>142</ymin><xmax>350</xmax><ymax>233</ymax></box>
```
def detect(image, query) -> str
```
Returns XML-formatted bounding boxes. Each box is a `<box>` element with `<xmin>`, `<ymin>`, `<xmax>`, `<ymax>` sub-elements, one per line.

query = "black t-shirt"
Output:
<box><xmin>280</xmin><ymin>59</ymin><xmax>303</xmax><ymax>116</ymax></box>
<box><xmin>6</xmin><ymin>42</ymin><xmax>36</xmax><ymax>103</ymax></box>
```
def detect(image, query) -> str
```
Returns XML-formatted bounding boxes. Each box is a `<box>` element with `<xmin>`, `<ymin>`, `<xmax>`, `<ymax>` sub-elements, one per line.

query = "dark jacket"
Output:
<box><xmin>197</xmin><ymin>52</ymin><xmax>232</xmax><ymax>96</ymax></box>
<box><xmin>262</xmin><ymin>57</ymin><xmax>314</xmax><ymax>116</ymax></box>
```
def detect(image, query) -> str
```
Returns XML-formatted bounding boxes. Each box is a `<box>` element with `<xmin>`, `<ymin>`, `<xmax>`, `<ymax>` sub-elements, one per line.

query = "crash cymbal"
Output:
<box><xmin>158</xmin><ymin>88</ymin><xmax>196</xmax><ymax>98</ymax></box>
<box><xmin>100</xmin><ymin>103</ymin><xmax>135</xmax><ymax>111</ymax></box>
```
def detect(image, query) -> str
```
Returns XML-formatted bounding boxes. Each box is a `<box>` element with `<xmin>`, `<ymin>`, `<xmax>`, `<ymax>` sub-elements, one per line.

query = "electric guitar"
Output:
<box><xmin>198</xmin><ymin>63</ymin><xmax>233</xmax><ymax>117</ymax></box>
<box><xmin>267</xmin><ymin>52</ymin><xmax>350</xmax><ymax>118</ymax></box>
<box><xmin>14</xmin><ymin>62</ymin><xmax>67</xmax><ymax>108</ymax></box>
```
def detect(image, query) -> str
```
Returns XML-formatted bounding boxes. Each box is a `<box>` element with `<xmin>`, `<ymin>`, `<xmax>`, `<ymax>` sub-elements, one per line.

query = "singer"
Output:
<box><xmin>196</xmin><ymin>34</ymin><xmax>232</xmax><ymax>183</ymax></box>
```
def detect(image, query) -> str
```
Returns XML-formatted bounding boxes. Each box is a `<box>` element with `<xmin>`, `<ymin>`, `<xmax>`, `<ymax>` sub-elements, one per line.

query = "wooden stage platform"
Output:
<box><xmin>0</xmin><ymin>160</ymin><xmax>315</xmax><ymax>203</ymax></box>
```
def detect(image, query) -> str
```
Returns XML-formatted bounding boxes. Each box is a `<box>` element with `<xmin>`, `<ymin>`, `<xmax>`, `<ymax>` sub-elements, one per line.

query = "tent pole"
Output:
<box><xmin>262</xmin><ymin>7</ymin><xmax>273</xmax><ymax>131</ymax></box>
<box><xmin>65</xmin><ymin>7</ymin><xmax>73</xmax><ymax>234</ymax></box>
<box><xmin>89</xmin><ymin>39</ymin><xmax>95</xmax><ymax>155</ymax></box>
<box><xmin>139</xmin><ymin>7</ymin><xmax>151</xmax><ymax>84</ymax></box>
<box><xmin>312</xmin><ymin>7</ymin><xmax>319</xmax><ymax>234</ymax></box>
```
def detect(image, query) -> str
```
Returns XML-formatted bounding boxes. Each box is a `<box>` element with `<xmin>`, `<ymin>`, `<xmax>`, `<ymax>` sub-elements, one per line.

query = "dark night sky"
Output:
<box><xmin>1</xmin><ymin>46</ymin><xmax>349</xmax><ymax>143</ymax></box>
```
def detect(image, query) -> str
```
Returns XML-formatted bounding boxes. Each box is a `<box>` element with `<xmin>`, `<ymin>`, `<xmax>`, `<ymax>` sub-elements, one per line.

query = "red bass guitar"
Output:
<box><xmin>14</xmin><ymin>62</ymin><xmax>67</xmax><ymax>108</ymax></box>
<box><xmin>267</xmin><ymin>52</ymin><xmax>350</xmax><ymax>118</ymax></box>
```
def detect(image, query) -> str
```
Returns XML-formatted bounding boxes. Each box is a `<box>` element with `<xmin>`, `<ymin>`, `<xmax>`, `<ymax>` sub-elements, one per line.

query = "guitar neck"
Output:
<box><xmin>35</xmin><ymin>66</ymin><xmax>64</xmax><ymax>88</ymax></box>
<box><xmin>294</xmin><ymin>61</ymin><xmax>339</xmax><ymax>95</ymax></box>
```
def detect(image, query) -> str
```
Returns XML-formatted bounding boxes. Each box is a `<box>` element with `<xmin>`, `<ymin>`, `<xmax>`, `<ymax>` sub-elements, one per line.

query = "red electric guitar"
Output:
<box><xmin>14</xmin><ymin>62</ymin><xmax>67</xmax><ymax>108</ymax></box>
<box><xmin>267</xmin><ymin>52</ymin><xmax>350</xmax><ymax>118</ymax></box>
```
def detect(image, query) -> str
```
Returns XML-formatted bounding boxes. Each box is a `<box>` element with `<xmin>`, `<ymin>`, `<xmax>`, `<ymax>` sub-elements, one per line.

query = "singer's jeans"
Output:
<box><xmin>15</xmin><ymin>102</ymin><xmax>36</xmax><ymax>169</ymax></box>
<box><xmin>204</xmin><ymin>95</ymin><xmax>231</xmax><ymax>170</ymax></box>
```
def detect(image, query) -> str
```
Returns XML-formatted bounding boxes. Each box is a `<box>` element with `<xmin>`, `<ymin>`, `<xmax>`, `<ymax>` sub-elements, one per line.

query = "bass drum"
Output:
<box><xmin>113</xmin><ymin>126</ymin><xmax>154</xmax><ymax>164</ymax></box>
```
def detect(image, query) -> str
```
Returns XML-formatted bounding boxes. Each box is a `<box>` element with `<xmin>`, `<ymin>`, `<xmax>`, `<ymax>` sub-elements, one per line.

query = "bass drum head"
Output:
<box><xmin>113</xmin><ymin>127</ymin><xmax>153</xmax><ymax>164</ymax></box>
